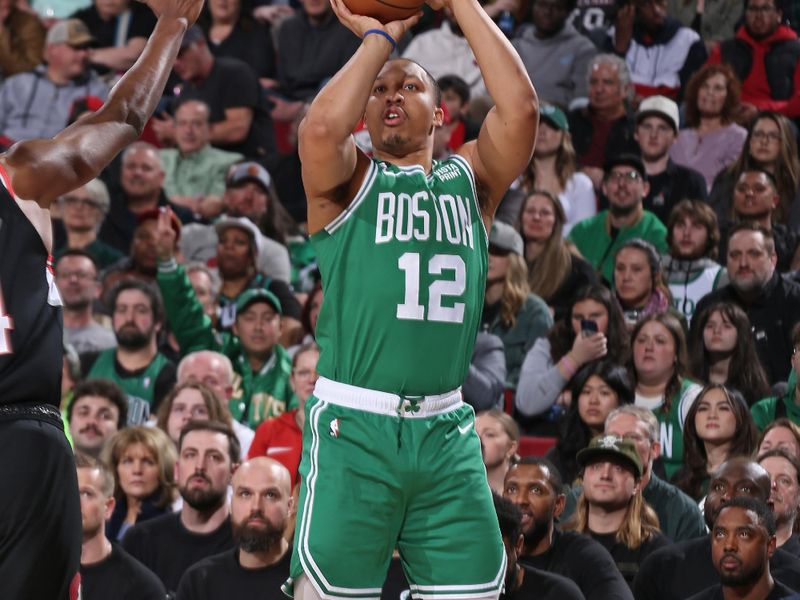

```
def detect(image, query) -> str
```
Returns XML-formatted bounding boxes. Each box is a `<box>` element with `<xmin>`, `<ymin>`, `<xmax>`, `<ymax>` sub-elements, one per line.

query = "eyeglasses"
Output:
<box><xmin>751</xmin><ymin>130</ymin><xmax>781</xmax><ymax>142</ymax></box>
<box><xmin>745</xmin><ymin>4</ymin><xmax>776</xmax><ymax>13</ymax></box>
<box><xmin>60</xmin><ymin>196</ymin><xmax>101</xmax><ymax>210</ymax></box>
<box><xmin>607</xmin><ymin>170</ymin><xmax>641</xmax><ymax>183</ymax></box>
<box><xmin>55</xmin><ymin>270</ymin><xmax>95</xmax><ymax>281</ymax></box>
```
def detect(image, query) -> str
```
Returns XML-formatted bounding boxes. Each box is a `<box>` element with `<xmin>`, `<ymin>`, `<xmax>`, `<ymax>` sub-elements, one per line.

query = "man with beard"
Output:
<box><xmin>99</xmin><ymin>142</ymin><xmax>193</xmax><ymax>254</ymax></box>
<box><xmin>568</xmin><ymin>154</ymin><xmax>667</xmax><ymax>283</ymax></box>
<box><xmin>686</xmin><ymin>497</ymin><xmax>794</xmax><ymax>600</ymax></box>
<box><xmin>82</xmin><ymin>279</ymin><xmax>176</xmax><ymax>417</ymax></box>
<box><xmin>76</xmin><ymin>453</ymin><xmax>166</xmax><ymax>599</ymax></box>
<box><xmin>692</xmin><ymin>222</ymin><xmax>800</xmax><ymax>385</ymax></box>
<box><xmin>633</xmin><ymin>457</ymin><xmax>800</xmax><ymax>600</ymax></box>
<box><xmin>68</xmin><ymin>379</ymin><xmax>128</xmax><ymax>456</ymax></box>
<box><xmin>122</xmin><ymin>420</ymin><xmax>238</xmax><ymax>593</ymax></box>
<box><xmin>503</xmin><ymin>457</ymin><xmax>633</xmax><ymax>600</ymax></box>
<box><xmin>494</xmin><ymin>493</ymin><xmax>585</xmax><ymax>600</ymax></box>
<box><xmin>716</xmin><ymin>169</ymin><xmax>800</xmax><ymax>273</ymax></box>
<box><xmin>759</xmin><ymin>449</ymin><xmax>800</xmax><ymax>556</ymax></box>
<box><xmin>660</xmin><ymin>200</ymin><xmax>726</xmax><ymax>324</ymax></box>
<box><xmin>632</xmin><ymin>96</ymin><xmax>706</xmax><ymax>225</ymax></box>
<box><xmin>54</xmin><ymin>249</ymin><xmax>117</xmax><ymax>353</ymax></box>
<box><xmin>176</xmin><ymin>457</ymin><xmax>293</xmax><ymax>598</ymax></box>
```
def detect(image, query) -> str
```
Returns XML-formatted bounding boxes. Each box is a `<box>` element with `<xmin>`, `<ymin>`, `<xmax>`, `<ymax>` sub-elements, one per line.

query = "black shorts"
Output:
<box><xmin>0</xmin><ymin>410</ymin><xmax>81</xmax><ymax>600</ymax></box>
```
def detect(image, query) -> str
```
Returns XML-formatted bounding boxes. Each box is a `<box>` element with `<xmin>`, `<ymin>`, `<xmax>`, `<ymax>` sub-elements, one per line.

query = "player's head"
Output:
<box><xmin>364</xmin><ymin>58</ymin><xmax>444</xmax><ymax>157</ymax></box>
<box><xmin>230</xmin><ymin>457</ymin><xmax>293</xmax><ymax>554</ymax></box>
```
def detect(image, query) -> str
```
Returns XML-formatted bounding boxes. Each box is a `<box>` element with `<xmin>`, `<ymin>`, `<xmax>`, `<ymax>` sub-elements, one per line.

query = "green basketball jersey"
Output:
<box><xmin>312</xmin><ymin>155</ymin><xmax>488</xmax><ymax>396</ymax></box>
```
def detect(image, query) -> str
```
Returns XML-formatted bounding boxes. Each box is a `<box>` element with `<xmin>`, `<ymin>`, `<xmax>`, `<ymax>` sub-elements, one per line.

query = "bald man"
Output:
<box><xmin>176</xmin><ymin>457</ymin><xmax>293</xmax><ymax>598</ymax></box>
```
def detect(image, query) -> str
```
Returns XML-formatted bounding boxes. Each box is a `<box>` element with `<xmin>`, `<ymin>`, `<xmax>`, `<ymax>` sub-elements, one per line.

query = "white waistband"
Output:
<box><xmin>313</xmin><ymin>377</ymin><xmax>463</xmax><ymax>418</ymax></box>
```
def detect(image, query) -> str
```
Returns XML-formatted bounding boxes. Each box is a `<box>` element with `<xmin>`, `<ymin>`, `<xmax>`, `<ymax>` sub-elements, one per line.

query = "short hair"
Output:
<box><xmin>666</xmin><ymin>200</ymin><xmax>720</xmax><ymax>260</ymax></box>
<box><xmin>757</xmin><ymin>447</ymin><xmax>800</xmax><ymax>486</ymax></box>
<box><xmin>69</xmin><ymin>378</ymin><xmax>128</xmax><ymax>430</ymax></box>
<box><xmin>738</xmin><ymin>167</ymin><xmax>779</xmax><ymax>192</ymax></box>
<box><xmin>101</xmin><ymin>426</ymin><xmax>177</xmax><ymax>509</ymax></box>
<box><xmin>716</xmin><ymin>496</ymin><xmax>776</xmax><ymax>538</ymax></box>
<box><xmin>493</xmin><ymin>491</ymin><xmax>523</xmax><ymax>542</ymax></box>
<box><xmin>587</xmin><ymin>54</ymin><xmax>632</xmax><ymax>101</ymax></box>
<box><xmin>173</xmin><ymin>98</ymin><xmax>212</xmax><ymax>121</ymax></box>
<box><xmin>437</xmin><ymin>74</ymin><xmax>470</xmax><ymax>104</ymax></box>
<box><xmin>178</xmin><ymin>419</ymin><xmax>241</xmax><ymax>464</ymax></box>
<box><xmin>391</xmin><ymin>58</ymin><xmax>442</xmax><ymax>106</ymax></box>
<box><xmin>606</xmin><ymin>404</ymin><xmax>660</xmax><ymax>443</ymax></box>
<box><xmin>727</xmin><ymin>221</ymin><xmax>776</xmax><ymax>256</ymax></box>
<box><xmin>177</xmin><ymin>350</ymin><xmax>235</xmax><ymax>387</ymax></box>
<box><xmin>185</xmin><ymin>262</ymin><xmax>220</xmax><ymax>299</ymax></box>
<box><xmin>56</xmin><ymin>249</ymin><xmax>100</xmax><ymax>274</ymax></box>
<box><xmin>107</xmin><ymin>278</ymin><xmax>165</xmax><ymax>325</ymax></box>
<box><xmin>121</xmin><ymin>141</ymin><xmax>163</xmax><ymax>170</ymax></box>
<box><xmin>516</xmin><ymin>456</ymin><xmax>564</xmax><ymax>494</ymax></box>
<box><xmin>758</xmin><ymin>418</ymin><xmax>800</xmax><ymax>458</ymax></box>
<box><xmin>74</xmin><ymin>451</ymin><xmax>115</xmax><ymax>497</ymax></box>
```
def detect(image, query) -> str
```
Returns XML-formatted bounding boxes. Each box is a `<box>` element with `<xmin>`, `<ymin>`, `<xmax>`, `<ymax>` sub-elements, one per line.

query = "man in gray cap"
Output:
<box><xmin>0</xmin><ymin>18</ymin><xmax>108</xmax><ymax>143</ymax></box>
<box><xmin>481</xmin><ymin>220</ymin><xmax>552</xmax><ymax>391</ymax></box>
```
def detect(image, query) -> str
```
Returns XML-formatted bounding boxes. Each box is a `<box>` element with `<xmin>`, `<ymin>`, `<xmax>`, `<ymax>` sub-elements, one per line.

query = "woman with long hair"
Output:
<box><xmin>674</xmin><ymin>384</ymin><xmax>758</xmax><ymax>501</ymax></box>
<box><xmin>689</xmin><ymin>302</ymin><xmax>770</xmax><ymax>405</ymax></box>
<box><xmin>709</xmin><ymin>111</ymin><xmax>800</xmax><ymax>227</ymax></box>
<box><xmin>519</xmin><ymin>104</ymin><xmax>596</xmax><ymax>234</ymax></box>
<box><xmin>670</xmin><ymin>63</ymin><xmax>747</xmax><ymax>192</ymax></box>
<box><xmin>475</xmin><ymin>409</ymin><xmax>520</xmax><ymax>494</ymax></box>
<box><xmin>102</xmin><ymin>426</ymin><xmax>177</xmax><ymax>541</ymax></box>
<box><xmin>518</xmin><ymin>190</ymin><xmax>597</xmax><ymax>321</ymax></box>
<box><xmin>482</xmin><ymin>222</ymin><xmax>554</xmax><ymax>392</ymax></box>
<box><xmin>613</xmin><ymin>239</ymin><xmax>676</xmax><ymax>327</ymax></box>
<box><xmin>156</xmin><ymin>381</ymin><xmax>233</xmax><ymax>446</ymax></box>
<box><xmin>630</xmin><ymin>312</ymin><xmax>702</xmax><ymax>479</ymax></box>
<box><xmin>548</xmin><ymin>360</ymin><xmax>634</xmax><ymax>485</ymax></box>
<box><xmin>516</xmin><ymin>284</ymin><xmax>630</xmax><ymax>427</ymax></box>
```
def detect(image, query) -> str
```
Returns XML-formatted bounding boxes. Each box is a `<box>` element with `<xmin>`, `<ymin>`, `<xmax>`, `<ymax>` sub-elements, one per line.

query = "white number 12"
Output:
<box><xmin>396</xmin><ymin>252</ymin><xmax>465</xmax><ymax>324</ymax></box>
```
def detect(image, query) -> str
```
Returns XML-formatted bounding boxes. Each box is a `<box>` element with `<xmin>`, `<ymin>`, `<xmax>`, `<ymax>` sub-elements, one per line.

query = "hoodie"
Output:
<box><xmin>709</xmin><ymin>24</ymin><xmax>800</xmax><ymax>118</ymax></box>
<box><xmin>512</xmin><ymin>22</ymin><xmax>597</xmax><ymax>106</ymax></box>
<box><xmin>661</xmin><ymin>255</ymin><xmax>727</xmax><ymax>324</ymax></box>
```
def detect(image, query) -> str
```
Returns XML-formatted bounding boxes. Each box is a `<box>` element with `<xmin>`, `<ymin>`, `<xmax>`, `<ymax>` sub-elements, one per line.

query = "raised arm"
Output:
<box><xmin>298</xmin><ymin>0</ymin><xmax>420</xmax><ymax>234</ymax></box>
<box><xmin>445</xmin><ymin>0</ymin><xmax>539</xmax><ymax>215</ymax></box>
<box><xmin>0</xmin><ymin>0</ymin><xmax>203</xmax><ymax>208</ymax></box>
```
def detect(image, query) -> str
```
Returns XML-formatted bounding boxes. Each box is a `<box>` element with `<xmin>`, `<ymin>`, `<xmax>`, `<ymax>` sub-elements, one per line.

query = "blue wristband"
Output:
<box><xmin>364</xmin><ymin>28</ymin><xmax>397</xmax><ymax>51</ymax></box>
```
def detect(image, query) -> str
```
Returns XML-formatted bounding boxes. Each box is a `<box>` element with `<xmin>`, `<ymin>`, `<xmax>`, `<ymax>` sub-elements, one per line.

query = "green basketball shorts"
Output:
<box><xmin>282</xmin><ymin>377</ymin><xmax>505</xmax><ymax>599</ymax></box>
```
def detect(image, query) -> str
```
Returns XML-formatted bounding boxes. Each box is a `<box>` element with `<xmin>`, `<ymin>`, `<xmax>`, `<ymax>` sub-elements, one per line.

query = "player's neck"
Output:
<box><xmin>373</xmin><ymin>147</ymin><xmax>434</xmax><ymax>175</ymax></box>
<box><xmin>81</xmin><ymin>532</ymin><xmax>112</xmax><ymax>566</ymax></box>
<box><xmin>587</xmin><ymin>501</ymin><xmax>628</xmax><ymax>534</ymax></box>
<box><xmin>239</xmin><ymin>537</ymin><xmax>289</xmax><ymax>569</ymax></box>
<box><xmin>63</xmin><ymin>305</ymin><xmax>94</xmax><ymax>328</ymax></box>
<box><xmin>180</xmin><ymin>500</ymin><xmax>229</xmax><ymax>534</ymax></box>
<box><xmin>116</xmin><ymin>341</ymin><xmax>158</xmax><ymax>370</ymax></box>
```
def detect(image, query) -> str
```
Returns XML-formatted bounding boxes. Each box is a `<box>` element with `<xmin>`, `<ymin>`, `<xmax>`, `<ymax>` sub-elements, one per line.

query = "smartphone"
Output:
<box><xmin>581</xmin><ymin>319</ymin><xmax>598</xmax><ymax>336</ymax></box>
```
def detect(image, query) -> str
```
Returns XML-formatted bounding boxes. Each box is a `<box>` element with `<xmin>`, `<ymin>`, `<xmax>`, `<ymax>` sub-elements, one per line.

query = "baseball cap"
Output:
<box><xmin>226</xmin><ymin>161</ymin><xmax>272</xmax><ymax>191</ymax></box>
<box><xmin>604</xmin><ymin>153</ymin><xmax>647</xmax><ymax>181</ymax></box>
<box><xmin>636</xmin><ymin>95</ymin><xmax>680</xmax><ymax>133</ymax></box>
<box><xmin>46</xmin><ymin>19</ymin><xmax>94</xmax><ymax>47</ymax></box>
<box><xmin>180</xmin><ymin>25</ymin><xmax>205</xmax><ymax>50</ymax></box>
<box><xmin>214</xmin><ymin>215</ymin><xmax>264</xmax><ymax>257</ymax></box>
<box><xmin>576</xmin><ymin>434</ymin><xmax>643</xmax><ymax>478</ymax></box>
<box><xmin>235</xmin><ymin>288</ymin><xmax>282</xmax><ymax>316</ymax></box>
<box><xmin>489</xmin><ymin>221</ymin><xmax>523</xmax><ymax>256</ymax></box>
<box><xmin>540</xmin><ymin>104</ymin><xmax>569</xmax><ymax>131</ymax></box>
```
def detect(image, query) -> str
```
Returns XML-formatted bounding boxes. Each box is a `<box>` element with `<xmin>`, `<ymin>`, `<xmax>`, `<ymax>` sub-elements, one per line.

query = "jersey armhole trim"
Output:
<box><xmin>449</xmin><ymin>154</ymin><xmax>488</xmax><ymax>246</ymax></box>
<box><xmin>324</xmin><ymin>160</ymin><xmax>378</xmax><ymax>236</ymax></box>
<box><xmin>0</xmin><ymin>163</ymin><xmax>15</xmax><ymax>198</ymax></box>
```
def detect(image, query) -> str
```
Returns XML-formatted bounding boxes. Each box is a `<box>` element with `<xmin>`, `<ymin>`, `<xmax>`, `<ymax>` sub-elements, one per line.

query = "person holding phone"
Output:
<box><xmin>516</xmin><ymin>284</ymin><xmax>630</xmax><ymax>432</ymax></box>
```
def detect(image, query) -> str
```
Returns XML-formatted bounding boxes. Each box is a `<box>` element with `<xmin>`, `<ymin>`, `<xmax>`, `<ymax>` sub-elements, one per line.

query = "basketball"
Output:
<box><xmin>342</xmin><ymin>0</ymin><xmax>424</xmax><ymax>23</ymax></box>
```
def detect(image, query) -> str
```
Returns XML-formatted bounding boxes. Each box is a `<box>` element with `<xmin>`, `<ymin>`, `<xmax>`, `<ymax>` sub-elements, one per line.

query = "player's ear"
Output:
<box><xmin>433</xmin><ymin>106</ymin><xmax>444</xmax><ymax>128</ymax></box>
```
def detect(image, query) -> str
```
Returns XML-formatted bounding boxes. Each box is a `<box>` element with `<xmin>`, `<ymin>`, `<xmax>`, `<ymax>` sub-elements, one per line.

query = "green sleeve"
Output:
<box><xmin>750</xmin><ymin>397</ymin><xmax>778</xmax><ymax>432</ymax></box>
<box><xmin>156</xmin><ymin>262</ymin><xmax>227</xmax><ymax>356</ymax></box>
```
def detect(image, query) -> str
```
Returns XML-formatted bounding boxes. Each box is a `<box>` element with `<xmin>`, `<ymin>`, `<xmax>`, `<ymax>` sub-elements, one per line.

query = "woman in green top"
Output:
<box><xmin>673</xmin><ymin>384</ymin><xmax>758</xmax><ymax>501</ymax></box>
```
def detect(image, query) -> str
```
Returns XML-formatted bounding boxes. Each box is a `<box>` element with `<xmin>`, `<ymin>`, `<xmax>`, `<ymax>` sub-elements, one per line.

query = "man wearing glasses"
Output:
<box><xmin>708</xmin><ymin>0</ymin><xmax>800</xmax><ymax>121</ymax></box>
<box><xmin>568</xmin><ymin>153</ymin><xmax>667</xmax><ymax>283</ymax></box>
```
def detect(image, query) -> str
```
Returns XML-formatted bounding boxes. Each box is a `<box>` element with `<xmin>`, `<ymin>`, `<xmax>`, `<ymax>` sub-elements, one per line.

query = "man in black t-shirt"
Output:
<box><xmin>686</xmin><ymin>498</ymin><xmax>794</xmax><ymax>600</ymax></box>
<box><xmin>122</xmin><ymin>421</ymin><xmax>239</xmax><ymax>593</ymax></box>
<box><xmin>176</xmin><ymin>457</ymin><xmax>293</xmax><ymax>599</ymax></box>
<box><xmin>76</xmin><ymin>453</ymin><xmax>165</xmax><ymax>599</ymax></box>
<box><xmin>503</xmin><ymin>457</ymin><xmax>633</xmax><ymax>600</ymax></box>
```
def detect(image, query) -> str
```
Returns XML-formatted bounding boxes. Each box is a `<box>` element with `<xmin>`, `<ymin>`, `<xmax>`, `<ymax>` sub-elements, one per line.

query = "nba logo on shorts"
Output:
<box><xmin>329</xmin><ymin>418</ymin><xmax>340</xmax><ymax>438</ymax></box>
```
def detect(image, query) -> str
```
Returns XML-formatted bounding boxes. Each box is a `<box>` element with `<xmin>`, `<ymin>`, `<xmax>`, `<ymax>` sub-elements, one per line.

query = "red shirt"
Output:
<box><xmin>248</xmin><ymin>410</ymin><xmax>303</xmax><ymax>488</ymax></box>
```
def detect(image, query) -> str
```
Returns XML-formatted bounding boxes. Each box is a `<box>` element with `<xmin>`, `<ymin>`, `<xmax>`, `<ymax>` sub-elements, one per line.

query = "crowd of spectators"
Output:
<box><xmin>4</xmin><ymin>0</ymin><xmax>800</xmax><ymax>596</ymax></box>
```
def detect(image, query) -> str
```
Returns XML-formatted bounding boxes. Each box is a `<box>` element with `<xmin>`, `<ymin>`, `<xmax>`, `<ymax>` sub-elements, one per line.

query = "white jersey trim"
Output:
<box><xmin>325</xmin><ymin>159</ymin><xmax>379</xmax><ymax>236</ymax></box>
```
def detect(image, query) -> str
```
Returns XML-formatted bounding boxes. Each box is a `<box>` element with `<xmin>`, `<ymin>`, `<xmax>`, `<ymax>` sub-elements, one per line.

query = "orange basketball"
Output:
<box><xmin>343</xmin><ymin>0</ymin><xmax>425</xmax><ymax>23</ymax></box>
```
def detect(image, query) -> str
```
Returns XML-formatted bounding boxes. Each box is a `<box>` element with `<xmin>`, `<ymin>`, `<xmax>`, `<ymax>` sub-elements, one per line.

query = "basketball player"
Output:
<box><xmin>284</xmin><ymin>0</ymin><xmax>538</xmax><ymax>597</ymax></box>
<box><xmin>0</xmin><ymin>0</ymin><xmax>202</xmax><ymax>596</ymax></box>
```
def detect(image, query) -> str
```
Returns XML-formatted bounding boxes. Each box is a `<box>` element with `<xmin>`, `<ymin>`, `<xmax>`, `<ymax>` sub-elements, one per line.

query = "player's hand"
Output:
<box><xmin>330</xmin><ymin>0</ymin><xmax>421</xmax><ymax>44</ymax></box>
<box><xmin>569</xmin><ymin>331</ymin><xmax>608</xmax><ymax>365</ymax></box>
<box><xmin>136</xmin><ymin>0</ymin><xmax>203</xmax><ymax>26</ymax></box>
<box><xmin>156</xmin><ymin>207</ymin><xmax>177</xmax><ymax>261</ymax></box>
